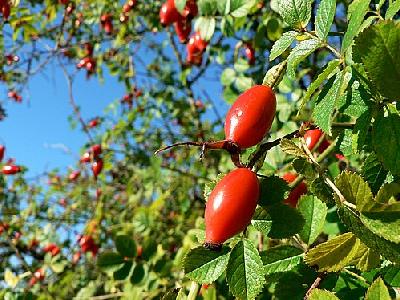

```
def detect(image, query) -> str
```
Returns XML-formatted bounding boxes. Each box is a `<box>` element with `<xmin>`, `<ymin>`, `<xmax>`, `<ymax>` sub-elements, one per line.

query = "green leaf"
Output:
<box><xmin>220</xmin><ymin>68</ymin><xmax>236</xmax><ymax>86</ymax></box>
<box><xmin>354</xmin><ymin>21</ymin><xmax>400</xmax><ymax>100</ymax></box>
<box><xmin>97</xmin><ymin>252</ymin><xmax>125</xmax><ymax>272</ymax></box>
<box><xmin>308</xmin><ymin>289</ymin><xmax>340</xmax><ymax>300</ymax></box>
<box><xmin>287</xmin><ymin>39</ymin><xmax>323</xmax><ymax>79</ymax></box>
<box><xmin>280</xmin><ymin>138</ymin><xmax>307</xmax><ymax>158</ymax></box>
<box><xmin>382</xmin><ymin>266</ymin><xmax>400</xmax><ymax>287</ymax></box>
<box><xmin>385</xmin><ymin>0</ymin><xmax>400</xmax><ymax>20</ymax></box>
<box><xmin>251</xmin><ymin>207</ymin><xmax>272</xmax><ymax>235</ymax></box>
<box><xmin>341</xmin><ymin>0</ymin><xmax>370</xmax><ymax>53</ymax></box>
<box><xmin>235</xmin><ymin>76</ymin><xmax>254</xmax><ymax>92</ymax></box>
<box><xmin>197</xmin><ymin>0</ymin><xmax>218</xmax><ymax>15</ymax></box>
<box><xmin>315</xmin><ymin>0</ymin><xmax>336</xmax><ymax>40</ymax></box>
<box><xmin>130</xmin><ymin>263</ymin><xmax>145</xmax><ymax>285</ymax></box>
<box><xmin>183</xmin><ymin>246</ymin><xmax>230</xmax><ymax>284</ymax></box>
<box><xmin>365</xmin><ymin>277</ymin><xmax>391</xmax><ymax>300</ymax></box>
<box><xmin>113</xmin><ymin>261</ymin><xmax>133</xmax><ymax>280</ymax></box>
<box><xmin>174</xmin><ymin>0</ymin><xmax>187</xmax><ymax>14</ymax></box>
<box><xmin>298</xmin><ymin>196</ymin><xmax>328</xmax><ymax>245</ymax></box>
<box><xmin>349</xmin><ymin>242</ymin><xmax>380</xmax><ymax>272</ymax></box>
<box><xmin>373</xmin><ymin>112</ymin><xmax>400</xmax><ymax>175</ymax></box>
<box><xmin>277</xmin><ymin>0</ymin><xmax>313</xmax><ymax>29</ymax></box>
<box><xmin>338</xmin><ymin>205</ymin><xmax>400</xmax><ymax>264</ymax></box>
<box><xmin>292</xmin><ymin>158</ymin><xmax>316</xmax><ymax>181</ymax></box>
<box><xmin>335</xmin><ymin>171</ymin><xmax>373</xmax><ymax>211</ymax></box>
<box><xmin>312</xmin><ymin>72</ymin><xmax>344</xmax><ymax>135</ymax></box>
<box><xmin>258</xmin><ymin>175</ymin><xmax>289</xmax><ymax>206</ymax></box>
<box><xmin>115</xmin><ymin>235</ymin><xmax>137</xmax><ymax>258</ymax></box>
<box><xmin>360</xmin><ymin>211</ymin><xmax>400</xmax><ymax>243</ymax></box>
<box><xmin>269</xmin><ymin>31</ymin><xmax>298</xmax><ymax>61</ymax></box>
<box><xmin>226</xmin><ymin>239</ymin><xmax>265</xmax><ymax>300</ymax></box>
<box><xmin>362</xmin><ymin>153</ymin><xmax>388</xmax><ymax>195</ymax></box>
<box><xmin>267</xmin><ymin>203</ymin><xmax>305</xmax><ymax>239</ymax></box>
<box><xmin>305</xmin><ymin>232</ymin><xmax>361</xmax><ymax>272</ymax></box>
<box><xmin>260</xmin><ymin>245</ymin><xmax>303</xmax><ymax>275</ymax></box>
<box><xmin>310</xmin><ymin>177</ymin><xmax>335</xmax><ymax>204</ymax></box>
<box><xmin>230</xmin><ymin>0</ymin><xmax>256</xmax><ymax>17</ymax></box>
<box><xmin>194</xmin><ymin>17</ymin><xmax>216</xmax><ymax>41</ymax></box>
<box><xmin>299</xmin><ymin>59</ymin><xmax>340</xmax><ymax>113</ymax></box>
<box><xmin>375</xmin><ymin>183</ymin><xmax>400</xmax><ymax>206</ymax></box>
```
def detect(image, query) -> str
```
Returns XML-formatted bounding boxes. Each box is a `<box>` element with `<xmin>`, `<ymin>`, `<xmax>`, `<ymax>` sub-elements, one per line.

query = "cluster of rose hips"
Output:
<box><xmin>5</xmin><ymin>54</ymin><xmax>19</xmax><ymax>65</ymax></box>
<box><xmin>80</xmin><ymin>144</ymin><xmax>104</xmax><ymax>179</ymax></box>
<box><xmin>121</xmin><ymin>87</ymin><xmax>143</xmax><ymax>108</ymax></box>
<box><xmin>1</xmin><ymin>146</ymin><xmax>22</xmax><ymax>175</ymax></box>
<box><xmin>8</xmin><ymin>90</ymin><xmax>22</xmax><ymax>103</ymax></box>
<box><xmin>100</xmin><ymin>13</ymin><xmax>113</xmax><ymax>34</ymax></box>
<box><xmin>75</xmin><ymin>234</ymin><xmax>99</xmax><ymax>258</ymax></box>
<box><xmin>0</xmin><ymin>0</ymin><xmax>10</xmax><ymax>19</ymax></box>
<box><xmin>76</xmin><ymin>43</ymin><xmax>96</xmax><ymax>76</ymax></box>
<box><xmin>120</xmin><ymin>0</ymin><xmax>137</xmax><ymax>23</ymax></box>
<box><xmin>43</xmin><ymin>243</ymin><xmax>61</xmax><ymax>256</ymax></box>
<box><xmin>159</xmin><ymin>0</ymin><xmax>198</xmax><ymax>43</ymax></box>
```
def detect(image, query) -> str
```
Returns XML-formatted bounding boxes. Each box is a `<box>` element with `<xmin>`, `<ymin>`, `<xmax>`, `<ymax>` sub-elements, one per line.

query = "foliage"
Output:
<box><xmin>0</xmin><ymin>0</ymin><xmax>400</xmax><ymax>299</ymax></box>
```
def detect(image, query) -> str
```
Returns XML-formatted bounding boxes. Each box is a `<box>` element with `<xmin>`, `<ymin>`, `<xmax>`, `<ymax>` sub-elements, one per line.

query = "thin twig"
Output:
<box><xmin>304</xmin><ymin>273</ymin><xmax>327</xmax><ymax>299</ymax></box>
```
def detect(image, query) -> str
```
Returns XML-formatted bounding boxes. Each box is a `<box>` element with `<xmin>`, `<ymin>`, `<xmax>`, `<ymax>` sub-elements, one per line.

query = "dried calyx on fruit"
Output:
<box><xmin>204</xmin><ymin>168</ymin><xmax>259</xmax><ymax>249</ymax></box>
<box><xmin>155</xmin><ymin>84</ymin><xmax>276</xmax><ymax>167</ymax></box>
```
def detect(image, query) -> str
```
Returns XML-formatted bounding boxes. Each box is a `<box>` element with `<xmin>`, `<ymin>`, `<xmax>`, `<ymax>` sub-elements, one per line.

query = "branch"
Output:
<box><xmin>304</xmin><ymin>273</ymin><xmax>327</xmax><ymax>299</ymax></box>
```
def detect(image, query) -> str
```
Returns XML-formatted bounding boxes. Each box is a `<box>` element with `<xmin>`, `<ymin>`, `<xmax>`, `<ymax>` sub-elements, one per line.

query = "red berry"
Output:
<box><xmin>33</xmin><ymin>268</ymin><xmax>45</xmax><ymax>281</ymax></box>
<box><xmin>318</xmin><ymin>139</ymin><xmax>331</xmax><ymax>153</ymax></box>
<box><xmin>182</xmin><ymin>0</ymin><xmax>198</xmax><ymax>19</ymax></box>
<box><xmin>224</xmin><ymin>85</ymin><xmax>276</xmax><ymax>149</ymax></box>
<box><xmin>282</xmin><ymin>173</ymin><xmax>307</xmax><ymax>207</ymax></box>
<box><xmin>137</xmin><ymin>245</ymin><xmax>143</xmax><ymax>258</ymax></box>
<box><xmin>205</xmin><ymin>168</ymin><xmax>259</xmax><ymax>246</ymax></box>
<box><xmin>159</xmin><ymin>0</ymin><xmax>180</xmax><ymax>26</ymax></box>
<box><xmin>88</xmin><ymin>118</ymin><xmax>100</xmax><ymax>128</ymax></box>
<box><xmin>244</xmin><ymin>43</ymin><xmax>255</xmax><ymax>65</ymax></box>
<box><xmin>91</xmin><ymin>159</ymin><xmax>103</xmax><ymax>178</ymax></box>
<box><xmin>304</xmin><ymin>129</ymin><xmax>324</xmax><ymax>151</ymax></box>
<box><xmin>80</xmin><ymin>152</ymin><xmax>91</xmax><ymax>163</ymax></box>
<box><xmin>29</xmin><ymin>239</ymin><xmax>39</xmax><ymax>249</ymax></box>
<box><xmin>68</xmin><ymin>170</ymin><xmax>80</xmax><ymax>182</ymax></box>
<box><xmin>2</xmin><ymin>164</ymin><xmax>21</xmax><ymax>175</ymax></box>
<box><xmin>174</xmin><ymin>17</ymin><xmax>191</xmax><ymax>43</ymax></box>
<box><xmin>0</xmin><ymin>145</ymin><xmax>4</xmax><ymax>162</ymax></box>
<box><xmin>91</xmin><ymin>144</ymin><xmax>102</xmax><ymax>158</ymax></box>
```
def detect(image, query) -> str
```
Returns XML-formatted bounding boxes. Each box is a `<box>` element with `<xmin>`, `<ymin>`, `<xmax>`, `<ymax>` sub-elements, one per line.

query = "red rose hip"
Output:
<box><xmin>282</xmin><ymin>173</ymin><xmax>307</xmax><ymax>207</ymax></box>
<box><xmin>205</xmin><ymin>168</ymin><xmax>259</xmax><ymax>247</ymax></box>
<box><xmin>224</xmin><ymin>85</ymin><xmax>276</xmax><ymax>149</ymax></box>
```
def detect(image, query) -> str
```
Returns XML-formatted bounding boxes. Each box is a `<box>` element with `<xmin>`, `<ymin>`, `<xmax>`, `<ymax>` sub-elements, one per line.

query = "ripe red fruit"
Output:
<box><xmin>100</xmin><ymin>14</ymin><xmax>113</xmax><ymax>34</ymax></box>
<box><xmin>29</xmin><ymin>239</ymin><xmax>39</xmax><ymax>249</ymax></box>
<box><xmin>174</xmin><ymin>17</ymin><xmax>191</xmax><ymax>43</ymax></box>
<box><xmin>0</xmin><ymin>145</ymin><xmax>4</xmax><ymax>162</ymax></box>
<box><xmin>91</xmin><ymin>159</ymin><xmax>103</xmax><ymax>179</ymax></box>
<box><xmin>78</xmin><ymin>235</ymin><xmax>99</xmax><ymax>256</ymax></box>
<box><xmin>0</xmin><ymin>0</ymin><xmax>10</xmax><ymax>19</ymax></box>
<box><xmin>137</xmin><ymin>245</ymin><xmax>143</xmax><ymax>258</ymax></box>
<box><xmin>59</xmin><ymin>0</ymin><xmax>69</xmax><ymax>5</ymax></box>
<box><xmin>68</xmin><ymin>170</ymin><xmax>80</xmax><ymax>182</ymax></box>
<box><xmin>80</xmin><ymin>152</ymin><xmax>91</xmax><ymax>163</ymax></box>
<box><xmin>182</xmin><ymin>0</ymin><xmax>198</xmax><ymax>19</ymax></box>
<box><xmin>2</xmin><ymin>164</ymin><xmax>21</xmax><ymax>175</ymax></box>
<box><xmin>244</xmin><ymin>43</ymin><xmax>256</xmax><ymax>65</ymax></box>
<box><xmin>8</xmin><ymin>91</ymin><xmax>22</xmax><ymax>103</ymax></box>
<box><xmin>282</xmin><ymin>173</ymin><xmax>307</xmax><ymax>207</ymax></box>
<box><xmin>304</xmin><ymin>129</ymin><xmax>324</xmax><ymax>151</ymax></box>
<box><xmin>33</xmin><ymin>268</ymin><xmax>45</xmax><ymax>281</ymax></box>
<box><xmin>91</xmin><ymin>144</ymin><xmax>102</xmax><ymax>158</ymax></box>
<box><xmin>159</xmin><ymin>0</ymin><xmax>180</xmax><ymax>26</ymax></box>
<box><xmin>205</xmin><ymin>168</ymin><xmax>259</xmax><ymax>246</ymax></box>
<box><xmin>43</xmin><ymin>243</ymin><xmax>60</xmax><ymax>256</ymax></box>
<box><xmin>88</xmin><ymin>118</ymin><xmax>100</xmax><ymax>128</ymax></box>
<box><xmin>224</xmin><ymin>85</ymin><xmax>276</xmax><ymax>149</ymax></box>
<box><xmin>186</xmin><ymin>32</ymin><xmax>207</xmax><ymax>65</ymax></box>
